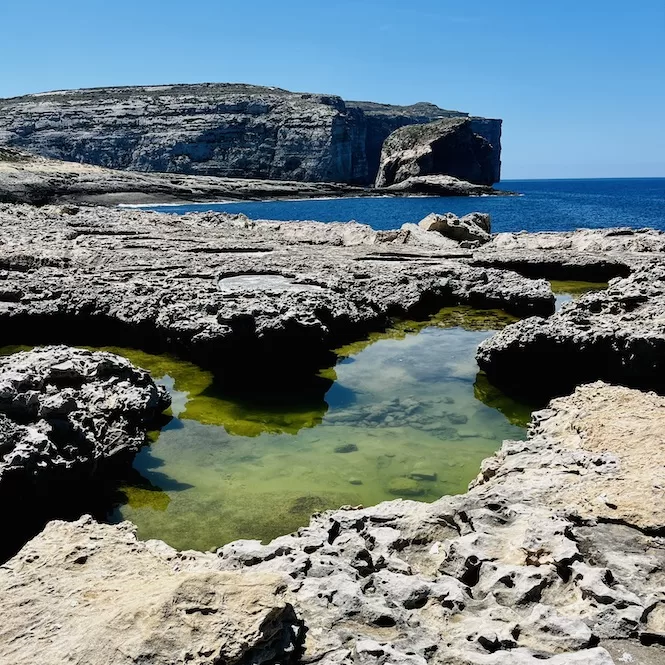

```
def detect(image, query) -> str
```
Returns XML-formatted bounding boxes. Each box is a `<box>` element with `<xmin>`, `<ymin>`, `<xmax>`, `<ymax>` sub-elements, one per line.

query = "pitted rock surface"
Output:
<box><xmin>0</xmin><ymin>203</ymin><xmax>552</xmax><ymax>386</ymax></box>
<box><xmin>6</xmin><ymin>382</ymin><xmax>663</xmax><ymax>664</ymax></box>
<box><xmin>477</xmin><ymin>264</ymin><xmax>665</xmax><ymax>399</ymax></box>
<box><xmin>0</xmin><ymin>516</ymin><xmax>302</xmax><ymax>665</ymax></box>
<box><xmin>473</xmin><ymin>227</ymin><xmax>665</xmax><ymax>281</ymax></box>
<box><xmin>0</xmin><ymin>345</ymin><xmax>170</xmax><ymax>496</ymax></box>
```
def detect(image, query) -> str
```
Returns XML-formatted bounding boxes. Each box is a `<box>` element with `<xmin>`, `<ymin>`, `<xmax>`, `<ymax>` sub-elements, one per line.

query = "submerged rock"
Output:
<box><xmin>0</xmin><ymin>516</ymin><xmax>302</xmax><ymax>665</ymax></box>
<box><xmin>0</xmin><ymin>345</ymin><xmax>170</xmax><ymax>498</ymax></box>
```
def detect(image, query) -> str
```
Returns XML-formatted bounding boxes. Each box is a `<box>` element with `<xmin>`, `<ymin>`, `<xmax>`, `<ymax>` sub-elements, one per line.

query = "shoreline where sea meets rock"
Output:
<box><xmin>1</xmin><ymin>200</ymin><xmax>665</xmax><ymax>663</ymax></box>
<box><xmin>0</xmin><ymin>146</ymin><xmax>508</xmax><ymax>206</ymax></box>
<box><xmin>0</xmin><ymin>83</ymin><xmax>501</xmax><ymax>186</ymax></box>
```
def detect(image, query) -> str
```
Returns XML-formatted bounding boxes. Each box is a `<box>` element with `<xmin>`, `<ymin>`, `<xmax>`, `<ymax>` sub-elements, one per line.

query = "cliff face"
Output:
<box><xmin>376</xmin><ymin>118</ymin><xmax>502</xmax><ymax>187</ymax></box>
<box><xmin>0</xmin><ymin>83</ymin><xmax>501</xmax><ymax>185</ymax></box>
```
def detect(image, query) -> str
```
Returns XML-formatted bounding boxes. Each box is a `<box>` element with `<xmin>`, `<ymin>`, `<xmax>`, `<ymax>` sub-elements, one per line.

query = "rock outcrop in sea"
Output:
<box><xmin>376</xmin><ymin>118</ymin><xmax>502</xmax><ymax>187</ymax></box>
<box><xmin>0</xmin><ymin>83</ymin><xmax>502</xmax><ymax>186</ymax></box>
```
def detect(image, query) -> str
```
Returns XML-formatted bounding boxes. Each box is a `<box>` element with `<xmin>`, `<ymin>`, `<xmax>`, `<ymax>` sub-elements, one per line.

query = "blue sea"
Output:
<box><xmin>146</xmin><ymin>178</ymin><xmax>665</xmax><ymax>232</ymax></box>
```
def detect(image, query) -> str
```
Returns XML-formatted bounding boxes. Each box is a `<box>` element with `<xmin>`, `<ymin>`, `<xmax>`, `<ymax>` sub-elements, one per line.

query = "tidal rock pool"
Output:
<box><xmin>97</xmin><ymin>307</ymin><xmax>532</xmax><ymax>552</ymax></box>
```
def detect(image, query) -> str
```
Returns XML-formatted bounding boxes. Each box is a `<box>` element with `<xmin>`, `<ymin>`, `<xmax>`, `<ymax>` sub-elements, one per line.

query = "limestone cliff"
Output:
<box><xmin>0</xmin><ymin>83</ymin><xmax>501</xmax><ymax>185</ymax></box>
<box><xmin>375</xmin><ymin>117</ymin><xmax>502</xmax><ymax>188</ymax></box>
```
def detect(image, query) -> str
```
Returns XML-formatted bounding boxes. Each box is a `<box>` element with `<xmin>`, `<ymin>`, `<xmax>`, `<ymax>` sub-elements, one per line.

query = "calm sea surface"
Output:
<box><xmin>146</xmin><ymin>178</ymin><xmax>665</xmax><ymax>232</ymax></box>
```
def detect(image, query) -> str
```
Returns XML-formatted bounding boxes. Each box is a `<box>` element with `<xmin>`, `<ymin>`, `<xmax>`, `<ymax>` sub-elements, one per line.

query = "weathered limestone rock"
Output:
<box><xmin>0</xmin><ymin>83</ymin><xmax>501</xmax><ymax>186</ymax></box>
<box><xmin>7</xmin><ymin>383</ymin><xmax>662</xmax><ymax>664</ymax></box>
<box><xmin>375</xmin><ymin>117</ymin><xmax>502</xmax><ymax>187</ymax></box>
<box><xmin>477</xmin><ymin>264</ymin><xmax>665</xmax><ymax>399</ymax></box>
<box><xmin>0</xmin><ymin>345</ymin><xmax>170</xmax><ymax>497</ymax></box>
<box><xmin>418</xmin><ymin>212</ymin><xmax>491</xmax><ymax>246</ymax></box>
<box><xmin>0</xmin><ymin>516</ymin><xmax>302</xmax><ymax>665</ymax></box>
<box><xmin>0</xmin><ymin>203</ymin><xmax>553</xmax><ymax>391</ymax></box>
<box><xmin>384</xmin><ymin>174</ymin><xmax>507</xmax><ymax>197</ymax></box>
<box><xmin>473</xmin><ymin>227</ymin><xmax>665</xmax><ymax>281</ymax></box>
<box><xmin>0</xmin><ymin>146</ymin><xmax>371</xmax><ymax>206</ymax></box>
<box><xmin>0</xmin><ymin>147</ymin><xmax>508</xmax><ymax>206</ymax></box>
<box><xmin>207</xmin><ymin>382</ymin><xmax>664</xmax><ymax>664</ymax></box>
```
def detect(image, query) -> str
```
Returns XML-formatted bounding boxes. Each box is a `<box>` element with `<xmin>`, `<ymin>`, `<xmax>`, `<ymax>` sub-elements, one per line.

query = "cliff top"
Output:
<box><xmin>0</xmin><ymin>82</ymin><xmax>468</xmax><ymax>118</ymax></box>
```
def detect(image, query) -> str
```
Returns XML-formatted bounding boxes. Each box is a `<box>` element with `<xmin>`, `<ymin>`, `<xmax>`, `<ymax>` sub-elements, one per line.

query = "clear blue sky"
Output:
<box><xmin>2</xmin><ymin>0</ymin><xmax>664</xmax><ymax>179</ymax></box>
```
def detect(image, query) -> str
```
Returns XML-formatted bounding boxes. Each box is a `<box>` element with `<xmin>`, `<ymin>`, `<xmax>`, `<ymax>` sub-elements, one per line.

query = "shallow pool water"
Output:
<box><xmin>99</xmin><ymin>307</ymin><xmax>532</xmax><ymax>551</ymax></box>
<box><xmin>550</xmin><ymin>280</ymin><xmax>609</xmax><ymax>310</ymax></box>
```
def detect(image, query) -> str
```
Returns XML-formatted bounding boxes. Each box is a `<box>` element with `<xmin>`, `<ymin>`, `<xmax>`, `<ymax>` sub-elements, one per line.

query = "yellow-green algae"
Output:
<box><xmin>550</xmin><ymin>280</ymin><xmax>608</xmax><ymax>311</ymax></box>
<box><xmin>102</xmin><ymin>306</ymin><xmax>533</xmax><ymax>551</ymax></box>
<box><xmin>0</xmin><ymin>290</ymin><xmax>609</xmax><ymax>553</ymax></box>
<box><xmin>549</xmin><ymin>280</ymin><xmax>609</xmax><ymax>296</ymax></box>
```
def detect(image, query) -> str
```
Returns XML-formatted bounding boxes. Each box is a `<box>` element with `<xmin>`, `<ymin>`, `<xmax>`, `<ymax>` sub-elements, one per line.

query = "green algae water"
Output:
<box><xmin>95</xmin><ymin>307</ymin><xmax>531</xmax><ymax>551</ymax></box>
<box><xmin>550</xmin><ymin>280</ymin><xmax>609</xmax><ymax>310</ymax></box>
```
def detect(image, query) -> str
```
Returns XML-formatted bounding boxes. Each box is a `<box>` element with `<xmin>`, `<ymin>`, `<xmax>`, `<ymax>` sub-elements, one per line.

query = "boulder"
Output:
<box><xmin>0</xmin><ymin>516</ymin><xmax>302</xmax><ymax>665</ymax></box>
<box><xmin>375</xmin><ymin>117</ymin><xmax>501</xmax><ymax>187</ymax></box>
<box><xmin>418</xmin><ymin>212</ymin><xmax>492</xmax><ymax>245</ymax></box>
<box><xmin>0</xmin><ymin>345</ymin><xmax>170</xmax><ymax>498</ymax></box>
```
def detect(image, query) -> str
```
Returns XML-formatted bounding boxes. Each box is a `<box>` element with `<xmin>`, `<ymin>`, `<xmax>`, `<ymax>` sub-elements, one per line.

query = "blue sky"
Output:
<box><xmin>2</xmin><ymin>0</ymin><xmax>664</xmax><ymax>179</ymax></box>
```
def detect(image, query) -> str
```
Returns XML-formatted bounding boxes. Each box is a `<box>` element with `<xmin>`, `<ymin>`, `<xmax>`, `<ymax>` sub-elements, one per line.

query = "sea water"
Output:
<box><xmin>145</xmin><ymin>178</ymin><xmax>665</xmax><ymax>233</ymax></box>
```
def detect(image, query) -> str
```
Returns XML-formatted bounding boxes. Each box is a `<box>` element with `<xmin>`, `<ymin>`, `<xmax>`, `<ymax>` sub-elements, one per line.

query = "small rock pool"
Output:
<box><xmin>105</xmin><ymin>307</ymin><xmax>533</xmax><ymax>551</ymax></box>
<box><xmin>0</xmin><ymin>283</ymin><xmax>606</xmax><ymax>553</ymax></box>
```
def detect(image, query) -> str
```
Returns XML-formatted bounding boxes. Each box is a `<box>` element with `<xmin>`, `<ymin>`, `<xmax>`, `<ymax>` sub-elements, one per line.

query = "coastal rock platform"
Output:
<box><xmin>0</xmin><ymin>147</ymin><xmax>505</xmax><ymax>206</ymax></box>
<box><xmin>2</xmin><ymin>382</ymin><xmax>663</xmax><ymax>664</ymax></box>
<box><xmin>0</xmin><ymin>203</ymin><xmax>552</xmax><ymax>390</ymax></box>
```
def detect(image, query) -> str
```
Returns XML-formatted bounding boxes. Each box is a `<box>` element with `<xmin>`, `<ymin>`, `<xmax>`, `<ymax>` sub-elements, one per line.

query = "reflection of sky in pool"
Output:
<box><xmin>107</xmin><ymin>306</ymin><xmax>532</xmax><ymax>552</ymax></box>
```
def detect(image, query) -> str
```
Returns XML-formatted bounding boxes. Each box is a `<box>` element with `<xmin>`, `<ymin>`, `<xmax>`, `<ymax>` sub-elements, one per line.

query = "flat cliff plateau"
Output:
<box><xmin>0</xmin><ymin>83</ymin><xmax>502</xmax><ymax>186</ymax></box>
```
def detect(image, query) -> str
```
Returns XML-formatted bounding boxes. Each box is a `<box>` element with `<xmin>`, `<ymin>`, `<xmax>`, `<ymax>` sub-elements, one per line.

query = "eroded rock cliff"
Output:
<box><xmin>0</xmin><ymin>83</ymin><xmax>501</xmax><ymax>185</ymax></box>
<box><xmin>376</xmin><ymin>117</ymin><xmax>502</xmax><ymax>187</ymax></box>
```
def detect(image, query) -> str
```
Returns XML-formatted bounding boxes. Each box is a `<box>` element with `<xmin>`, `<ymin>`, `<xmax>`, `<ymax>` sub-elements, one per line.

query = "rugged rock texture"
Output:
<box><xmin>473</xmin><ymin>228</ymin><xmax>665</xmax><ymax>282</ymax></box>
<box><xmin>346</xmin><ymin>100</ymin><xmax>468</xmax><ymax>180</ymax></box>
<box><xmin>0</xmin><ymin>147</ymin><xmax>510</xmax><ymax>206</ymax></box>
<box><xmin>210</xmin><ymin>382</ymin><xmax>665</xmax><ymax>664</ymax></box>
<box><xmin>0</xmin><ymin>516</ymin><xmax>302</xmax><ymax>665</ymax></box>
<box><xmin>383</xmin><ymin>174</ymin><xmax>508</xmax><ymax>197</ymax></box>
<box><xmin>5</xmin><ymin>382</ymin><xmax>663</xmax><ymax>664</ymax></box>
<box><xmin>478</xmin><ymin>266</ymin><xmax>665</xmax><ymax>399</ymax></box>
<box><xmin>0</xmin><ymin>83</ymin><xmax>501</xmax><ymax>185</ymax></box>
<box><xmin>475</xmin><ymin>228</ymin><xmax>665</xmax><ymax>399</ymax></box>
<box><xmin>0</xmin><ymin>203</ymin><xmax>552</xmax><ymax>391</ymax></box>
<box><xmin>418</xmin><ymin>212</ymin><xmax>492</xmax><ymax>246</ymax></box>
<box><xmin>0</xmin><ymin>345</ymin><xmax>170</xmax><ymax>498</ymax></box>
<box><xmin>375</xmin><ymin>118</ymin><xmax>502</xmax><ymax>188</ymax></box>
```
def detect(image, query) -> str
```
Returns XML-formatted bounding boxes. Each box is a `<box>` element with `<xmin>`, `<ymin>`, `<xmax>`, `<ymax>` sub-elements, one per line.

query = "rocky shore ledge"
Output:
<box><xmin>0</xmin><ymin>203</ymin><xmax>550</xmax><ymax>390</ymax></box>
<box><xmin>1</xmin><ymin>380</ymin><xmax>663</xmax><ymax>664</ymax></box>
<box><xmin>0</xmin><ymin>147</ymin><xmax>507</xmax><ymax>206</ymax></box>
<box><xmin>0</xmin><ymin>203</ymin><xmax>664</xmax><ymax>663</ymax></box>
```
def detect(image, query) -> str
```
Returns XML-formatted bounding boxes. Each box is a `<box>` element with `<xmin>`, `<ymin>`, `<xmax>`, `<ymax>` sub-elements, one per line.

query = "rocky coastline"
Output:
<box><xmin>0</xmin><ymin>200</ymin><xmax>663</xmax><ymax>664</ymax></box>
<box><xmin>0</xmin><ymin>147</ymin><xmax>509</xmax><ymax>206</ymax></box>
<box><xmin>0</xmin><ymin>84</ymin><xmax>501</xmax><ymax>187</ymax></box>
